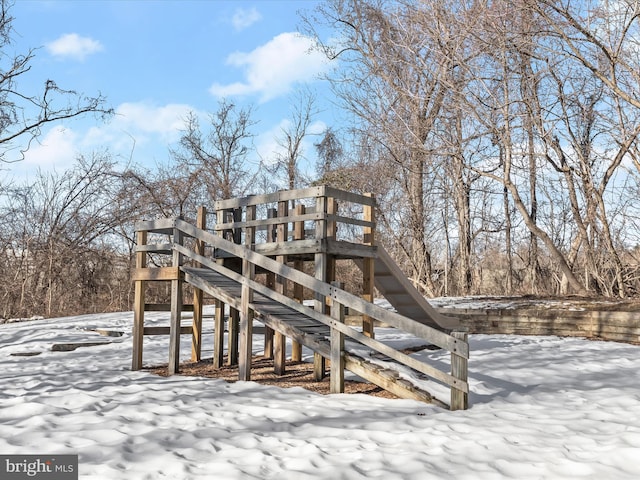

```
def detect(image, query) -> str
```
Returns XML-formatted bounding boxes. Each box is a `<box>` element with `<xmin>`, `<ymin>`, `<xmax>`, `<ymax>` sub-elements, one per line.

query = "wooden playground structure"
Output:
<box><xmin>131</xmin><ymin>187</ymin><xmax>469</xmax><ymax>410</ymax></box>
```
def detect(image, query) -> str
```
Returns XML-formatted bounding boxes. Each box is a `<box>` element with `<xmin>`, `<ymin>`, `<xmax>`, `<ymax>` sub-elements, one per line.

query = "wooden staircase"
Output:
<box><xmin>131</xmin><ymin>187</ymin><xmax>469</xmax><ymax>410</ymax></box>
<box><xmin>182</xmin><ymin>266</ymin><xmax>443</xmax><ymax>406</ymax></box>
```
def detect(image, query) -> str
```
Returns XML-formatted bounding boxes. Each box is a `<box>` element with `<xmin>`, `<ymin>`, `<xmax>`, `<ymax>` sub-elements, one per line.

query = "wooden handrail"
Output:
<box><xmin>172</xmin><ymin>218</ymin><xmax>468</xmax><ymax>357</ymax></box>
<box><xmin>173</xmin><ymin>243</ymin><xmax>468</xmax><ymax>392</ymax></box>
<box><xmin>213</xmin><ymin>186</ymin><xmax>376</xmax><ymax>210</ymax></box>
<box><xmin>135</xmin><ymin>215</ymin><xmax>470</xmax><ymax>407</ymax></box>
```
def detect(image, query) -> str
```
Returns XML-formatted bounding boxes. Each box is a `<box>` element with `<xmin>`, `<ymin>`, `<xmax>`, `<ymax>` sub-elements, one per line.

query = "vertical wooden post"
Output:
<box><xmin>168</xmin><ymin>224</ymin><xmax>184</xmax><ymax>375</ymax></box>
<box><xmin>451</xmin><ymin>331</ymin><xmax>469</xmax><ymax>411</ymax></box>
<box><xmin>213</xmin><ymin>299</ymin><xmax>224</xmax><ymax>368</ymax></box>
<box><xmin>362</xmin><ymin>193</ymin><xmax>375</xmax><ymax>338</ymax></box>
<box><xmin>227</xmin><ymin>208</ymin><xmax>242</xmax><ymax>366</ymax></box>
<box><xmin>263</xmin><ymin>207</ymin><xmax>277</xmax><ymax>358</ymax></box>
<box><xmin>330</xmin><ymin>282</ymin><xmax>345</xmax><ymax>394</ymax></box>
<box><xmin>291</xmin><ymin>203</ymin><xmax>305</xmax><ymax>362</ymax></box>
<box><xmin>227</xmin><ymin>313</ymin><xmax>239</xmax><ymax>367</ymax></box>
<box><xmin>326</xmin><ymin>198</ymin><xmax>337</xmax><ymax>313</ymax></box>
<box><xmin>132</xmin><ymin>230</ymin><xmax>147</xmax><ymax>370</ymax></box>
<box><xmin>214</xmin><ymin>208</ymin><xmax>226</xmax><ymax>368</ymax></box>
<box><xmin>274</xmin><ymin>199</ymin><xmax>288</xmax><ymax>376</ymax></box>
<box><xmin>191</xmin><ymin>206</ymin><xmax>206</xmax><ymax>362</ymax></box>
<box><xmin>239</xmin><ymin>205</ymin><xmax>256</xmax><ymax>381</ymax></box>
<box><xmin>314</xmin><ymin>194</ymin><xmax>327</xmax><ymax>380</ymax></box>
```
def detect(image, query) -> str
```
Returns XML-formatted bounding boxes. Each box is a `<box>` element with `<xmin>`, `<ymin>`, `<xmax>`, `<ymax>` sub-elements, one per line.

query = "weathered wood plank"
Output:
<box><xmin>213</xmin><ymin>212</ymin><xmax>323</xmax><ymax>231</ymax></box>
<box><xmin>168</xmin><ymin>227</ymin><xmax>184</xmax><ymax>375</ymax></box>
<box><xmin>259</xmin><ymin>313</ymin><xmax>331</xmax><ymax>358</ymax></box>
<box><xmin>143</xmin><ymin>326</ymin><xmax>192</xmax><ymax>335</ymax></box>
<box><xmin>239</xmin><ymin>204</ymin><xmax>255</xmax><ymax>381</ymax></box>
<box><xmin>451</xmin><ymin>331</ymin><xmax>469</xmax><ymax>411</ymax></box>
<box><xmin>323</xmin><ymin>186</ymin><xmax>376</xmax><ymax>206</ymax></box>
<box><xmin>132</xmin><ymin>267</ymin><xmax>180</xmax><ymax>282</ymax></box>
<box><xmin>325</xmin><ymin>239</ymin><xmax>377</xmax><ymax>259</ymax></box>
<box><xmin>135</xmin><ymin>218</ymin><xmax>175</xmax><ymax>234</ymax></box>
<box><xmin>291</xmin><ymin>203</ymin><xmax>305</xmax><ymax>362</ymax></box>
<box><xmin>136</xmin><ymin>243</ymin><xmax>173</xmax><ymax>254</ymax></box>
<box><xmin>183</xmin><ymin>264</ymin><xmax>466</xmax><ymax>389</ymax></box>
<box><xmin>213</xmin><ymin>299</ymin><xmax>225</xmax><ymax>369</ymax></box>
<box><xmin>253</xmin><ymin>239</ymin><xmax>323</xmax><ymax>257</ymax></box>
<box><xmin>191</xmin><ymin>206</ymin><xmax>206</xmax><ymax>363</ymax></box>
<box><xmin>362</xmin><ymin>194</ymin><xmax>375</xmax><ymax>339</ymax></box>
<box><xmin>214</xmin><ymin>186</ymin><xmax>325</xmax><ymax>210</ymax></box>
<box><xmin>328</xmin><ymin>317</ymin><xmax>468</xmax><ymax>392</ymax></box>
<box><xmin>343</xmin><ymin>354</ymin><xmax>447</xmax><ymax>407</ymax></box>
<box><xmin>144</xmin><ymin>303</ymin><xmax>195</xmax><ymax>312</ymax></box>
<box><xmin>132</xmin><ymin>230</ymin><xmax>147</xmax><ymax>371</ymax></box>
<box><xmin>330</xmin><ymin>286</ymin><xmax>345</xmax><ymax>394</ymax></box>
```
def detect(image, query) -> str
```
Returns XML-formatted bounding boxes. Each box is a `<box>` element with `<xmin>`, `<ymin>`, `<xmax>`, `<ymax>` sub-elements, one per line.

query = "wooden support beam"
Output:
<box><xmin>131</xmin><ymin>267</ymin><xmax>180</xmax><ymax>281</ymax></box>
<box><xmin>239</xmin><ymin>205</ymin><xmax>256</xmax><ymax>381</ymax></box>
<box><xmin>144</xmin><ymin>303</ymin><xmax>195</xmax><ymax>312</ymax></box>
<box><xmin>274</xmin><ymin>199</ymin><xmax>288</xmax><ymax>376</ymax></box>
<box><xmin>168</xmin><ymin>227</ymin><xmax>184</xmax><ymax>375</ymax></box>
<box><xmin>362</xmin><ymin>193</ymin><xmax>375</xmax><ymax>338</ymax></box>
<box><xmin>227</xmin><ymin>309</ymin><xmax>239</xmax><ymax>366</ymax></box>
<box><xmin>314</xmin><ymin>353</ymin><xmax>326</xmax><ymax>381</ymax></box>
<box><xmin>291</xmin><ymin>203</ymin><xmax>305</xmax><ymax>362</ymax></box>
<box><xmin>330</xmin><ymin>282</ymin><xmax>345</xmax><ymax>394</ymax></box>
<box><xmin>326</xmin><ymin>198</ymin><xmax>337</xmax><ymax>316</ymax></box>
<box><xmin>214</xmin><ymin>207</ymin><xmax>228</xmax><ymax>368</ymax></box>
<box><xmin>227</xmin><ymin>208</ymin><xmax>242</xmax><ymax>367</ymax></box>
<box><xmin>314</xmin><ymin>194</ymin><xmax>327</xmax><ymax>380</ymax></box>
<box><xmin>191</xmin><ymin>206</ymin><xmax>206</xmax><ymax>362</ymax></box>
<box><xmin>264</xmin><ymin>207</ymin><xmax>277</xmax><ymax>359</ymax></box>
<box><xmin>451</xmin><ymin>331</ymin><xmax>469</xmax><ymax>411</ymax></box>
<box><xmin>143</xmin><ymin>326</ymin><xmax>192</xmax><ymax>335</ymax></box>
<box><xmin>132</xmin><ymin>230</ymin><xmax>147</xmax><ymax>371</ymax></box>
<box><xmin>213</xmin><ymin>299</ymin><xmax>225</xmax><ymax>369</ymax></box>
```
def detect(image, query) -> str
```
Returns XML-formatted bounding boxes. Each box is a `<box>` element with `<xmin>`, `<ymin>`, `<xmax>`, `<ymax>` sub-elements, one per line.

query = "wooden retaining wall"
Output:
<box><xmin>443</xmin><ymin>308</ymin><xmax>640</xmax><ymax>344</ymax></box>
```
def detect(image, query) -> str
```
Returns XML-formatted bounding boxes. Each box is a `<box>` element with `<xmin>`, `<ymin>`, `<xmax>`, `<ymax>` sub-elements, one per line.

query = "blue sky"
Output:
<box><xmin>7</xmin><ymin>0</ymin><xmax>335</xmax><ymax>182</ymax></box>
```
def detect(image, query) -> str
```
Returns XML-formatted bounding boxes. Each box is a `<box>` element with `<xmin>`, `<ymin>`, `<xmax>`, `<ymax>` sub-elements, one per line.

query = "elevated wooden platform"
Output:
<box><xmin>131</xmin><ymin>187</ymin><xmax>469</xmax><ymax>410</ymax></box>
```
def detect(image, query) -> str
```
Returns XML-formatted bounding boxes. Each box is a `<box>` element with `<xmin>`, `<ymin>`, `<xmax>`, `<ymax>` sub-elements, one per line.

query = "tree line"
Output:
<box><xmin>304</xmin><ymin>0</ymin><xmax>640</xmax><ymax>298</ymax></box>
<box><xmin>3</xmin><ymin>0</ymin><xmax>640</xmax><ymax>320</ymax></box>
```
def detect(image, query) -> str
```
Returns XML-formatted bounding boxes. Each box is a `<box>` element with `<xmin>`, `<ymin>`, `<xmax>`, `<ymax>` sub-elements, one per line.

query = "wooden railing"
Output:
<box><xmin>210</xmin><ymin>185</ymin><xmax>376</xmax><ymax>251</ymax></box>
<box><xmin>133</xmin><ymin>213</ymin><xmax>469</xmax><ymax>410</ymax></box>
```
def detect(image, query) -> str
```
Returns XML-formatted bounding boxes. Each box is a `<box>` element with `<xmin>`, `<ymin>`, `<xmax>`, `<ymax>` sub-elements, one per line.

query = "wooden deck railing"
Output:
<box><xmin>210</xmin><ymin>185</ymin><xmax>376</xmax><ymax>252</ymax></box>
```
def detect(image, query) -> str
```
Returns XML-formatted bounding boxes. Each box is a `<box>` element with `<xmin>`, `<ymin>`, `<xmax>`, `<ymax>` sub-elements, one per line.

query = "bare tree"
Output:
<box><xmin>173</xmin><ymin>100</ymin><xmax>256</xmax><ymax>201</ymax></box>
<box><xmin>267</xmin><ymin>89</ymin><xmax>317</xmax><ymax>190</ymax></box>
<box><xmin>0</xmin><ymin>153</ymin><xmax>131</xmax><ymax>318</ymax></box>
<box><xmin>304</xmin><ymin>0</ymin><xmax>464</xmax><ymax>295</ymax></box>
<box><xmin>0</xmin><ymin>0</ymin><xmax>111</xmax><ymax>164</ymax></box>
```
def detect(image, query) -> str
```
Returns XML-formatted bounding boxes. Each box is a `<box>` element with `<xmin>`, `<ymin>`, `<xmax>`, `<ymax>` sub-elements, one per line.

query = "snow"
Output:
<box><xmin>2</xmin><ymin>306</ymin><xmax>640</xmax><ymax>479</ymax></box>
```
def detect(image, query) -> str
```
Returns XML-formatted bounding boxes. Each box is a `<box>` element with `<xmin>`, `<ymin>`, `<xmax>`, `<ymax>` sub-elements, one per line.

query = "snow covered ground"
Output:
<box><xmin>1</xmin><ymin>306</ymin><xmax>640</xmax><ymax>479</ymax></box>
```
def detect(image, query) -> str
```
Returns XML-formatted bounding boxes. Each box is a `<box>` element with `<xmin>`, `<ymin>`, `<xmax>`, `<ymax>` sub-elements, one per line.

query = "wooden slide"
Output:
<box><xmin>357</xmin><ymin>246</ymin><xmax>460</xmax><ymax>330</ymax></box>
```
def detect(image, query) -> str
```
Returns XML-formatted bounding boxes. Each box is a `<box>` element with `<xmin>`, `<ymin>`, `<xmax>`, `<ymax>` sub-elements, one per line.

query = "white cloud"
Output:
<box><xmin>46</xmin><ymin>33</ymin><xmax>104</xmax><ymax>61</ymax></box>
<box><xmin>82</xmin><ymin>102</ymin><xmax>197</xmax><ymax>160</ymax></box>
<box><xmin>21</xmin><ymin>126</ymin><xmax>78</xmax><ymax>171</ymax></box>
<box><xmin>10</xmin><ymin>102</ymin><xmax>197</xmax><ymax>179</ymax></box>
<box><xmin>231</xmin><ymin>7</ymin><xmax>262</xmax><ymax>31</ymax></box>
<box><xmin>210</xmin><ymin>33</ymin><xmax>328</xmax><ymax>102</ymax></box>
<box><xmin>114</xmin><ymin>102</ymin><xmax>193</xmax><ymax>138</ymax></box>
